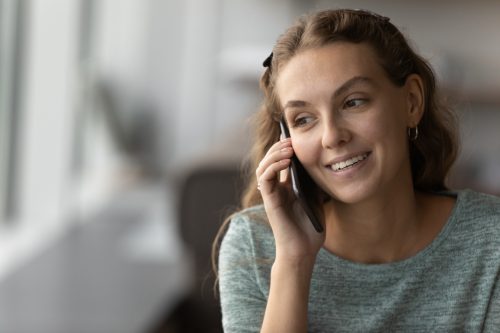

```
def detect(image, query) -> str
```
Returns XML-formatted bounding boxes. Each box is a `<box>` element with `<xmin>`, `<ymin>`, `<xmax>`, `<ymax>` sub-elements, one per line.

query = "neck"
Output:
<box><xmin>323</xmin><ymin>186</ymin><xmax>423</xmax><ymax>264</ymax></box>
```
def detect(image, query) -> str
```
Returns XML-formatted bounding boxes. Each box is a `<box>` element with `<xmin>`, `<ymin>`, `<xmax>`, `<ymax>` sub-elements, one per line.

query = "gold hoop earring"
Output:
<box><xmin>408</xmin><ymin>126</ymin><xmax>419</xmax><ymax>141</ymax></box>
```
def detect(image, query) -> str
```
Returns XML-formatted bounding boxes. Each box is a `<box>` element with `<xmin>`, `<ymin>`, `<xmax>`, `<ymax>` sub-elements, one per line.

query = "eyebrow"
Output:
<box><xmin>282</xmin><ymin>76</ymin><xmax>375</xmax><ymax>110</ymax></box>
<box><xmin>333</xmin><ymin>76</ymin><xmax>374</xmax><ymax>99</ymax></box>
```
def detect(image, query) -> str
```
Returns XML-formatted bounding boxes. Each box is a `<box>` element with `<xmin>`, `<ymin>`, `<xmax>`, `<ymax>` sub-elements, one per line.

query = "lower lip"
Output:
<box><xmin>327</xmin><ymin>153</ymin><xmax>371</xmax><ymax>176</ymax></box>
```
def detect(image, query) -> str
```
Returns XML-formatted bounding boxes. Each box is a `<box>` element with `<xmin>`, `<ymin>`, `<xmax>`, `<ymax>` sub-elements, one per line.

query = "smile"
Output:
<box><xmin>330</xmin><ymin>153</ymin><xmax>370</xmax><ymax>171</ymax></box>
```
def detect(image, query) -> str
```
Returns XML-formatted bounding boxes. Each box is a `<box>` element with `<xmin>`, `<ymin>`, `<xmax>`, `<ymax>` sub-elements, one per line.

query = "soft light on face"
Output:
<box><xmin>275</xmin><ymin>42</ymin><xmax>422</xmax><ymax>204</ymax></box>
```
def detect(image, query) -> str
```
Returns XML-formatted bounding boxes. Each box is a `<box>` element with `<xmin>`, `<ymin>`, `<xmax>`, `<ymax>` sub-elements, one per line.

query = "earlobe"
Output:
<box><xmin>405</xmin><ymin>74</ymin><xmax>425</xmax><ymax>124</ymax></box>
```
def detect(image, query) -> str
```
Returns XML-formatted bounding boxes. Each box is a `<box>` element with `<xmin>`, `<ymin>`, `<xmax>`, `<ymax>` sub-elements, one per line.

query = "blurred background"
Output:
<box><xmin>0</xmin><ymin>0</ymin><xmax>499</xmax><ymax>332</ymax></box>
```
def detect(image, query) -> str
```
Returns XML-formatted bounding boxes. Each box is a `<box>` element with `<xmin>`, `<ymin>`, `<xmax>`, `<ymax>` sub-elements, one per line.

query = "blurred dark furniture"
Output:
<box><xmin>163</xmin><ymin>161</ymin><xmax>243</xmax><ymax>333</ymax></box>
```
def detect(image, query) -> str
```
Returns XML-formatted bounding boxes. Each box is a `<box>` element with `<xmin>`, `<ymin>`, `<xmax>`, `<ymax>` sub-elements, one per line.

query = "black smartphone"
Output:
<box><xmin>279</xmin><ymin>118</ymin><xmax>324</xmax><ymax>233</ymax></box>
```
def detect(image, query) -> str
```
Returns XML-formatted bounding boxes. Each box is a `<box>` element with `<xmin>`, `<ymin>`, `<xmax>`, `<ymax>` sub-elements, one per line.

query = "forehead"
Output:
<box><xmin>275</xmin><ymin>42</ymin><xmax>387</xmax><ymax>103</ymax></box>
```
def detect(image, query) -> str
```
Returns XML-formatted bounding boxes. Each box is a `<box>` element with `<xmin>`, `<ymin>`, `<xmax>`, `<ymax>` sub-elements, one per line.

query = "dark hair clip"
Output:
<box><xmin>262</xmin><ymin>52</ymin><xmax>273</xmax><ymax>68</ymax></box>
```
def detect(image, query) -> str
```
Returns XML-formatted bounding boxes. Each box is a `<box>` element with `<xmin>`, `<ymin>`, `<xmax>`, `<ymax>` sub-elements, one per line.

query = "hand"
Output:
<box><xmin>256</xmin><ymin>138</ymin><xmax>325</xmax><ymax>261</ymax></box>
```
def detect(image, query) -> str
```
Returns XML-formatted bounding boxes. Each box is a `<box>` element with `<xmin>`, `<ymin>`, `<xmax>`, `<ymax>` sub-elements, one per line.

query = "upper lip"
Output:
<box><xmin>324</xmin><ymin>151</ymin><xmax>371</xmax><ymax>166</ymax></box>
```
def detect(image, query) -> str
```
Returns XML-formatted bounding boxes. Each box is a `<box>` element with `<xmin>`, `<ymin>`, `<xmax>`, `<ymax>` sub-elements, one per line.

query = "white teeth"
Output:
<box><xmin>331</xmin><ymin>153</ymin><xmax>368</xmax><ymax>171</ymax></box>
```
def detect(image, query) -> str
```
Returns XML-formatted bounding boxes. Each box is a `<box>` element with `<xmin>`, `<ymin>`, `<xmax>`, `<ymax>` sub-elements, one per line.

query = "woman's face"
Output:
<box><xmin>275</xmin><ymin>42</ymin><xmax>423</xmax><ymax>204</ymax></box>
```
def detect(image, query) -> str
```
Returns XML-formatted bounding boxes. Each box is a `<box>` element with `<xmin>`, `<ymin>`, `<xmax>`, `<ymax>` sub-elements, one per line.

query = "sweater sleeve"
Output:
<box><xmin>218</xmin><ymin>213</ymin><xmax>269</xmax><ymax>333</ymax></box>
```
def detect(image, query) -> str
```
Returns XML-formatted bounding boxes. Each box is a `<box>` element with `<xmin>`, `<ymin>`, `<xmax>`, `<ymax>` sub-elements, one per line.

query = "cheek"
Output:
<box><xmin>367</xmin><ymin>110</ymin><xmax>409</xmax><ymax>157</ymax></box>
<box><xmin>292</xmin><ymin>134</ymin><xmax>320</xmax><ymax>166</ymax></box>
<box><xmin>361</xmin><ymin>119</ymin><xmax>388</xmax><ymax>143</ymax></box>
<box><xmin>366</xmin><ymin>101</ymin><xmax>408</xmax><ymax>138</ymax></box>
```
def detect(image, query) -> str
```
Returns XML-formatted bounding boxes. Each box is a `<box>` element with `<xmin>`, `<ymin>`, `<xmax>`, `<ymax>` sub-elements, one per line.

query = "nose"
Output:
<box><xmin>321</xmin><ymin>117</ymin><xmax>351</xmax><ymax>149</ymax></box>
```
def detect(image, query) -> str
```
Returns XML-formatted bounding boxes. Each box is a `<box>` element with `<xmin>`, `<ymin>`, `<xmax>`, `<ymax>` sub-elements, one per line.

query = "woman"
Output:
<box><xmin>216</xmin><ymin>9</ymin><xmax>500</xmax><ymax>332</ymax></box>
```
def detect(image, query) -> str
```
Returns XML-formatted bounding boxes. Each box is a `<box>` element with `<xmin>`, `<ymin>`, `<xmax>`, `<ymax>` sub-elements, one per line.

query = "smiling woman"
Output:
<box><xmin>213</xmin><ymin>8</ymin><xmax>500</xmax><ymax>333</ymax></box>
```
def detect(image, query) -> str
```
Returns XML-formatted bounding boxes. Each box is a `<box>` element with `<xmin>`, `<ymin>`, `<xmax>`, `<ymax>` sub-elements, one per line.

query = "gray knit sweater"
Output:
<box><xmin>219</xmin><ymin>190</ymin><xmax>500</xmax><ymax>332</ymax></box>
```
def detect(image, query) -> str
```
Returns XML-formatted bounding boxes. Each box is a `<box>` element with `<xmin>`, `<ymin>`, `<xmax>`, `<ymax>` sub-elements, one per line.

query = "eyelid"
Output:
<box><xmin>290</xmin><ymin>113</ymin><xmax>315</xmax><ymax>128</ymax></box>
<box><xmin>341</xmin><ymin>90</ymin><xmax>371</xmax><ymax>108</ymax></box>
<box><xmin>286</xmin><ymin>109</ymin><xmax>309</xmax><ymax>121</ymax></box>
<box><xmin>344</xmin><ymin>98</ymin><xmax>367</xmax><ymax>108</ymax></box>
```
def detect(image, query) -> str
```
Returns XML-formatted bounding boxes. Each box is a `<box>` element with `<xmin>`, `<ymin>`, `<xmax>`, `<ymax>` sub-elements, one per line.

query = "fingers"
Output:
<box><xmin>279</xmin><ymin>163</ymin><xmax>289</xmax><ymax>183</ymax></box>
<box><xmin>256</xmin><ymin>138</ymin><xmax>293</xmax><ymax>193</ymax></box>
<box><xmin>258</xmin><ymin>158</ymin><xmax>291</xmax><ymax>193</ymax></box>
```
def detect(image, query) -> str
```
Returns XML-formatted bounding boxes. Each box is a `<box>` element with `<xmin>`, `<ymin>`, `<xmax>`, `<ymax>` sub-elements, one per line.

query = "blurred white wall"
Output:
<box><xmin>147</xmin><ymin>0</ymin><xmax>300</xmax><ymax>166</ymax></box>
<box><xmin>0</xmin><ymin>0</ymin><xmax>82</xmax><ymax>279</ymax></box>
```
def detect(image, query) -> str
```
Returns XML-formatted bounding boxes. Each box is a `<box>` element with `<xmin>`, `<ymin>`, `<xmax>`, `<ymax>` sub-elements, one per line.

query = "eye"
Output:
<box><xmin>292</xmin><ymin>115</ymin><xmax>314</xmax><ymax>127</ymax></box>
<box><xmin>344</xmin><ymin>98</ymin><xmax>367</xmax><ymax>109</ymax></box>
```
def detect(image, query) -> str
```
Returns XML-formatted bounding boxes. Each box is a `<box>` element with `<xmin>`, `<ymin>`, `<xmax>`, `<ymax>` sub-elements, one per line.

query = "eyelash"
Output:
<box><xmin>290</xmin><ymin>97</ymin><xmax>368</xmax><ymax>127</ymax></box>
<box><xmin>292</xmin><ymin>116</ymin><xmax>313</xmax><ymax>128</ymax></box>
<box><xmin>343</xmin><ymin>98</ymin><xmax>368</xmax><ymax>109</ymax></box>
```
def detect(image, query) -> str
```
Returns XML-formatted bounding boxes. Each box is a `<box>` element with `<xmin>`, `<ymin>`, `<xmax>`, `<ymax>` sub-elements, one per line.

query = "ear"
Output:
<box><xmin>404</xmin><ymin>74</ymin><xmax>425</xmax><ymax>127</ymax></box>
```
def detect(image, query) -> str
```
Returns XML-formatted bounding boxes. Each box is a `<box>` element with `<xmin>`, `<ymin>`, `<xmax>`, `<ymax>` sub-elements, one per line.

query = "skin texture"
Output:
<box><xmin>255</xmin><ymin>42</ymin><xmax>455</xmax><ymax>333</ymax></box>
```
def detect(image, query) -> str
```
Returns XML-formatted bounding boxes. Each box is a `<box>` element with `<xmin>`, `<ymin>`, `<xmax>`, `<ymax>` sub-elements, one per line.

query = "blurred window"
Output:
<box><xmin>0</xmin><ymin>0</ymin><xmax>25</xmax><ymax>223</ymax></box>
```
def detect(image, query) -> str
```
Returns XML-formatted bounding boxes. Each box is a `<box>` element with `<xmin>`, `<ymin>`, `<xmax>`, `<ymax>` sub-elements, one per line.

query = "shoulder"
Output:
<box><xmin>228</xmin><ymin>204</ymin><xmax>269</xmax><ymax>231</ymax></box>
<box><xmin>451</xmin><ymin>189</ymin><xmax>500</xmax><ymax>240</ymax></box>
<box><xmin>219</xmin><ymin>205</ymin><xmax>275</xmax><ymax>264</ymax></box>
<box><xmin>454</xmin><ymin>189</ymin><xmax>500</xmax><ymax>222</ymax></box>
<box><xmin>224</xmin><ymin>205</ymin><xmax>272</xmax><ymax>243</ymax></box>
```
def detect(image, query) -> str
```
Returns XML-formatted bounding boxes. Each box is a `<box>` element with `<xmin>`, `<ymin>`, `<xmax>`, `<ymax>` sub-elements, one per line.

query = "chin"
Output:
<box><xmin>322</xmin><ymin>181</ymin><xmax>379</xmax><ymax>205</ymax></box>
<box><xmin>331</xmin><ymin>193</ymin><xmax>368</xmax><ymax>205</ymax></box>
